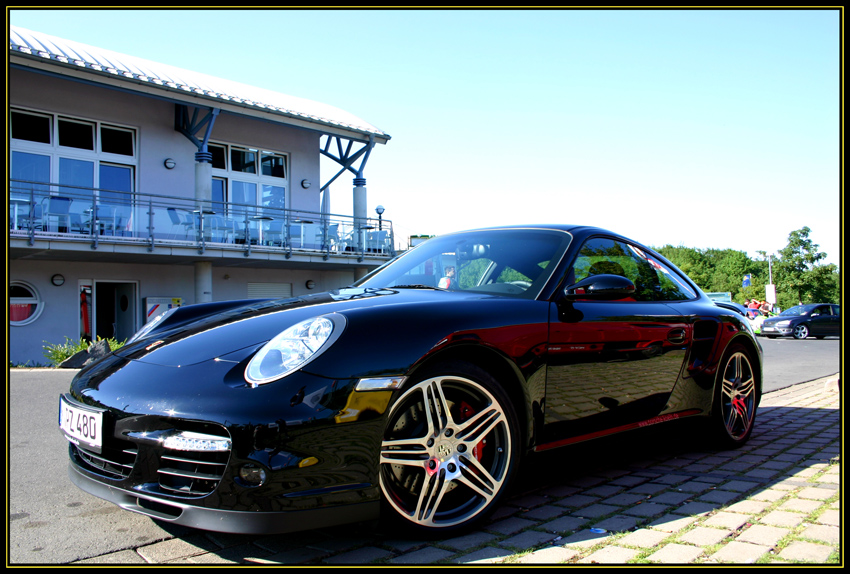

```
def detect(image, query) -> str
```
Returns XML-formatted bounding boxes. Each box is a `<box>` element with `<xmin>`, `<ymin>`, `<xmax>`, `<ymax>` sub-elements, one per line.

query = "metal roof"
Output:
<box><xmin>9</xmin><ymin>25</ymin><xmax>390</xmax><ymax>143</ymax></box>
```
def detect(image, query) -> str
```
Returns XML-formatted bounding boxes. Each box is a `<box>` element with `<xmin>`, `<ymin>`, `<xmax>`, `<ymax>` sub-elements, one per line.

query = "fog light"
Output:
<box><xmin>239</xmin><ymin>464</ymin><xmax>267</xmax><ymax>486</ymax></box>
<box><xmin>162</xmin><ymin>431</ymin><xmax>231</xmax><ymax>452</ymax></box>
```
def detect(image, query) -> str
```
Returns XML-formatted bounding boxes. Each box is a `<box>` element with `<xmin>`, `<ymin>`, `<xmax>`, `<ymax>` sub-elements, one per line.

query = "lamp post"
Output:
<box><xmin>375</xmin><ymin>205</ymin><xmax>385</xmax><ymax>231</ymax></box>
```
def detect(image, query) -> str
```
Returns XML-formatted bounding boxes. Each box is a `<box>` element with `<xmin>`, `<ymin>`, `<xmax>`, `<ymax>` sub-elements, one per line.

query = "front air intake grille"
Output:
<box><xmin>157</xmin><ymin>450</ymin><xmax>229</xmax><ymax>497</ymax></box>
<box><xmin>73</xmin><ymin>442</ymin><xmax>138</xmax><ymax>479</ymax></box>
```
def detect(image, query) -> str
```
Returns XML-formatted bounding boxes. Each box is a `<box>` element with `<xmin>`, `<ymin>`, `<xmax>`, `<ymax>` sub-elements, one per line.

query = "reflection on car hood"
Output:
<box><xmin>114</xmin><ymin>287</ymin><xmax>486</xmax><ymax>367</ymax></box>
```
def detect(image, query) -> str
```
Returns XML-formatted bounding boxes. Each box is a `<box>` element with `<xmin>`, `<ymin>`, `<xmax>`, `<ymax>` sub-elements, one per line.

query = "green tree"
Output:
<box><xmin>656</xmin><ymin>245</ymin><xmax>761</xmax><ymax>302</ymax></box>
<box><xmin>656</xmin><ymin>227</ymin><xmax>837</xmax><ymax>309</ymax></box>
<box><xmin>774</xmin><ymin>226</ymin><xmax>837</xmax><ymax>307</ymax></box>
<box><xmin>656</xmin><ymin>245</ymin><xmax>711</xmax><ymax>288</ymax></box>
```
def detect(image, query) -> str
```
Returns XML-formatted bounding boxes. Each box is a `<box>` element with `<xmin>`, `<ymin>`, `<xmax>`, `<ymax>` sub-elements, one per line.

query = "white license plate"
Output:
<box><xmin>762</xmin><ymin>327</ymin><xmax>776</xmax><ymax>332</ymax></box>
<box><xmin>59</xmin><ymin>396</ymin><xmax>104</xmax><ymax>453</ymax></box>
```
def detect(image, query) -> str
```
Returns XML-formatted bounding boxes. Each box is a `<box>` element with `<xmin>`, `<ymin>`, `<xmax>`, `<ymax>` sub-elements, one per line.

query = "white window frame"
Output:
<box><xmin>10</xmin><ymin>280</ymin><xmax>45</xmax><ymax>326</ymax></box>
<box><xmin>10</xmin><ymin>107</ymin><xmax>138</xmax><ymax>188</ymax></box>
<box><xmin>208</xmin><ymin>141</ymin><xmax>289</xmax><ymax>212</ymax></box>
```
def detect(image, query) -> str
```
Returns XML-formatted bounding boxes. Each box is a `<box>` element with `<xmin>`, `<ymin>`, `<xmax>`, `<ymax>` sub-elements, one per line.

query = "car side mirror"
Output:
<box><xmin>565</xmin><ymin>274</ymin><xmax>636</xmax><ymax>300</ymax></box>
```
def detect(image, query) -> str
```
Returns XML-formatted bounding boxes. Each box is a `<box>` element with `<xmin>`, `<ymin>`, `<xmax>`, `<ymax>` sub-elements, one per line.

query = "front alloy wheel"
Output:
<box><xmin>712</xmin><ymin>346</ymin><xmax>758</xmax><ymax>447</ymax></box>
<box><xmin>380</xmin><ymin>365</ymin><xmax>517</xmax><ymax>532</ymax></box>
<box><xmin>793</xmin><ymin>324</ymin><xmax>809</xmax><ymax>339</ymax></box>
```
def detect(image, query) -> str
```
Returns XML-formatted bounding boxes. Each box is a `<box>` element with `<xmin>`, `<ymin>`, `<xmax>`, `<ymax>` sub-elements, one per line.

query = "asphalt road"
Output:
<box><xmin>759</xmin><ymin>337</ymin><xmax>840</xmax><ymax>392</ymax></box>
<box><xmin>8</xmin><ymin>337</ymin><xmax>839</xmax><ymax>564</ymax></box>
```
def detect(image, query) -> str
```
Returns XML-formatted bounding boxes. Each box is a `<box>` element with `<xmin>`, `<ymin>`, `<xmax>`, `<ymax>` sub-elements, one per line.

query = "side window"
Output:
<box><xmin>640</xmin><ymin>250</ymin><xmax>698</xmax><ymax>302</ymax></box>
<box><xmin>832</xmin><ymin>306</ymin><xmax>840</xmax><ymax>317</ymax></box>
<box><xmin>572</xmin><ymin>237</ymin><xmax>696</xmax><ymax>302</ymax></box>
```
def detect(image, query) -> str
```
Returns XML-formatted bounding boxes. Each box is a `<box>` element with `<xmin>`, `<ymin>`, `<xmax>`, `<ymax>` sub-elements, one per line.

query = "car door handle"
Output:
<box><xmin>667</xmin><ymin>328</ymin><xmax>687</xmax><ymax>345</ymax></box>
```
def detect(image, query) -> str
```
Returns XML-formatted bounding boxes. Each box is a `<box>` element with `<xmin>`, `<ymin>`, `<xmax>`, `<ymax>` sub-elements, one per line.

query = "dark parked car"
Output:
<box><xmin>760</xmin><ymin>304</ymin><xmax>841</xmax><ymax>339</ymax></box>
<box><xmin>59</xmin><ymin>225</ymin><xmax>762</xmax><ymax>535</ymax></box>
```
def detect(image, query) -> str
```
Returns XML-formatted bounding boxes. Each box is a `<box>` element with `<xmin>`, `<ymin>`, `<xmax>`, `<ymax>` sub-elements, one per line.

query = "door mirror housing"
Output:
<box><xmin>565</xmin><ymin>274</ymin><xmax>636</xmax><ymax>300</ymax></box>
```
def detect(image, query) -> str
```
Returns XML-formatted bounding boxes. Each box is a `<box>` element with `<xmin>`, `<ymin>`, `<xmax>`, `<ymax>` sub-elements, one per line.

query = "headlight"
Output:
<box><xmin>245</xmin><ymin>314</ymin><xmax>346</xmax><ymax>386</ymax></box>
<box><xmin>774</xmin><ymin>320</ymin><xmax>791</xmax><ymax>327</ymax></box>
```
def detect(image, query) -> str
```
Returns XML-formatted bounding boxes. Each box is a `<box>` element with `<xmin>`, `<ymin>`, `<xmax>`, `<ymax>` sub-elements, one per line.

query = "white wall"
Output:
<box><xmin>9</xmin><ymin>259</ymin><xmax>356</xmax><ymax>366</ymax></box>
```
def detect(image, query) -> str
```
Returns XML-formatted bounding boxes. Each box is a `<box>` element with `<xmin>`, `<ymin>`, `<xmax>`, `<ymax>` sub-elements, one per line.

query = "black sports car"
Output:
<box><xmin>759</xmin><ymin>304</ymin><xmax>841</xmax><ymax>339</ymax></box>
<box><xmin>59</xmin><ymin>225</ymin><xmax>762</xmax><ymax>535</ymax></box>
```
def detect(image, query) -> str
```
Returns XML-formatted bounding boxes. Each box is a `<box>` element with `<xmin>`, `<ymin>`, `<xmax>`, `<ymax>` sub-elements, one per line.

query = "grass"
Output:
<box><xmin>41</xmin><ymin>336</ymin><xmax>125</xmax><ymax>367</ymax></box>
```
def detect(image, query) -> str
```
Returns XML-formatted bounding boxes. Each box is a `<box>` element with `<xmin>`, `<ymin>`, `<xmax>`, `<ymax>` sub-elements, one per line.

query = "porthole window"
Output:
<box><xmin>10</xmin><ymin>281</ymin><xmax>45</xmax><ymax>326</ymax></box>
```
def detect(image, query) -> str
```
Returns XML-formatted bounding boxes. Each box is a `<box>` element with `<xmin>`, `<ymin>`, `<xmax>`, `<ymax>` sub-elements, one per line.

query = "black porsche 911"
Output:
<box><xmin>59</xmin><ymin>225</ymin><xmax>762</xmax><ymax>535</ymax></box>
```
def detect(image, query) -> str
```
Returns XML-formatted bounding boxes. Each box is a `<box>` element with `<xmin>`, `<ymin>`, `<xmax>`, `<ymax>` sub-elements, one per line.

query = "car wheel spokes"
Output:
<box><xmin>721</xmin><ymin>352</ymin><xmax>756</xmax><ymax>439</ymax></box>
<box><xmin>379</xmin><ymin>436</ymin><xmax>430</xmax><ymax>467</ymax></box>
<box><xmin>414</xmin><ymin>469</ymin><xmax>451</xmax><ymax>524</ymax></box>
<box><xmin>456</xmin><ymin>451</ymin><xmax>499</xmax><ymax>498</ymax></box>
<box><xmin>422</xmin><ymin>378</ymin><xmax>453</xmax><ymax>437</ymax></box>
<box><xmin>380</xmin><ymin>374</ymin><xmax>512</xmax><ymax>529</ymax></box>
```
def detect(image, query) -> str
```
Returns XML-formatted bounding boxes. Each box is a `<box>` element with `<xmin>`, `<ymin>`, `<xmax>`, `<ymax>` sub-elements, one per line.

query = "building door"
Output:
<box><xmin>90</xmin><ymin>281</ymin><xmax>138</xmax><ymax>342</ymax></box>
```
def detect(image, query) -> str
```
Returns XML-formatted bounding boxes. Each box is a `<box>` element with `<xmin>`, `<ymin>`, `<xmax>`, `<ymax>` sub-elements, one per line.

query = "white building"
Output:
<box><xmin>9</xmin><ymin>26</ymin><xmax>393</xmax><ymax>365</ymax></box>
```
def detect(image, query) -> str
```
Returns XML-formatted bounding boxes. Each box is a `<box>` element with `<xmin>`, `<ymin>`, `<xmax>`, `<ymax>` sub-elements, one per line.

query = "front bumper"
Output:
<box><xmin>69</xmin><ymin>461</ymin><xmax>379</xmax><ymax>534</ymax></box>
<box><xmin>63</xmin><ymin>355</ymin><xmax>392</xmax><ymax>534</ymax></box>
<box><xmin>759</xmin><ymin>325</ymin><xmax>792</xmax><ymax>337</ymax></box>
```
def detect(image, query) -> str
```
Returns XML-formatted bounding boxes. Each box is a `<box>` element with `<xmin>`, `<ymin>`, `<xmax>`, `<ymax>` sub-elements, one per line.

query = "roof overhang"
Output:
<box><xmin>9</xmin><ymin>27</ymin><xmax>390</xmax><ymax>145</ymax></box>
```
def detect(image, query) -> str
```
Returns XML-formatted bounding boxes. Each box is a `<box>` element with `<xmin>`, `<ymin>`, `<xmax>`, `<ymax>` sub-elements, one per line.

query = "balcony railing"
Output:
<box><xmin>9</xmin><ymin>179</ymin><xmax>395</xmax><ymax>261</ymax></box>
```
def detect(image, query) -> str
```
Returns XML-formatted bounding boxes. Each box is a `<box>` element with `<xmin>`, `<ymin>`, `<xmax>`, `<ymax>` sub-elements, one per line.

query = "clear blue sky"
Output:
<box><xmin>9</xmin><ymin>8</ymin><xmax>841</xmax><ymax>266</ymax></box>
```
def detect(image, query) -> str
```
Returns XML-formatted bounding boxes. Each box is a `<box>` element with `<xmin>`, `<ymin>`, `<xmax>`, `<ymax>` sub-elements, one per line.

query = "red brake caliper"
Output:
<box><xmin>732</xmin><ymin>394</ymin><xmax>747</xmax><ymax>417</ymax></box>
<box><xmin>459</xmin><ymin>401</ymin><xmax>485</xmax><ymax>461</ymax></box>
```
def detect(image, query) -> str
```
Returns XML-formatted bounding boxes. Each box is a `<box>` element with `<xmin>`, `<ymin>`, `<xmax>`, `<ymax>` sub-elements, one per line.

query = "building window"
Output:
<box><xmin>101</xmin><ymin>125</ymin><xmax>135</xmax><ymax>156</ymax></box>
<box><xmin>231</xmin><ymin>147</ymin><xmax>257</xmax><ymax>174</ymax></box>
<box><xmin>9</xmin><ymin>107</ymin><xmax>138</xmax><ymax>227</ymax></box>
<box><xmin>209</xmin><ymin>144</ymin><xmax>227</xmax><ymax>169</ymax></box>
<box><xmin>261</xmin><ymin>153</ymin><xmax>286</xmax><ymax>178</ymax></box>
<box><xmin>10</xmin><ymin>281</ymin><xmax>44</xmax><ymax>326</ymax></box>
<box><xmin>208</xmin><ymin>142</ymin><xmax>288</xmax><ymax>214</ymax></box>
<box><xmin>58</xmin><ymin>117</ymin><xmax>95</xmax><ymax>150</ymax></box>
<box><xmin>11</xmin><ymin>110</ymin><xmax>51</xmax><ymax>144</ymax></box>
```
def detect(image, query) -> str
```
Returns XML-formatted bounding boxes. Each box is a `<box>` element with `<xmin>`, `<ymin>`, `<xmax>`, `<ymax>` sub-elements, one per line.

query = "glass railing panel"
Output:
<box><xmin>9</xmin><ymin>179</ymin><xmax>393</xmax><ymax>257</ymax></box>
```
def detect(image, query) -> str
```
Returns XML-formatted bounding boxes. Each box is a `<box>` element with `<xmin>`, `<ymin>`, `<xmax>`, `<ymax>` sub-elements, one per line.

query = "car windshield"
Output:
<box><xmin>779</xmin><ymin>305</ymin><xmax>814</xmax><ymax>316</ymax></box>
<box><xmin>355</xmin><ymin>228</ymin><xmax>572</xmax><ymax>299</ymax></box>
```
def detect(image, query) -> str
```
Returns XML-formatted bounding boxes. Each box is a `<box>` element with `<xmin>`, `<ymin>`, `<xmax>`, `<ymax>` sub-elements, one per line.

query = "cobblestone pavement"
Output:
<box><xmin>74</xmin><ymin>376</ymin><xmax>840</xmax><ymax>565</ymax></box>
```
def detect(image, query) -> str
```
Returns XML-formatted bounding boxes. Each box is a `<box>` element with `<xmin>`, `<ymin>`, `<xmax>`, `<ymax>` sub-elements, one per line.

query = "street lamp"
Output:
<box><xmin>375</xmin><ymin>205</ymin><xmax>385</xmax><ymax>230</ymax></box>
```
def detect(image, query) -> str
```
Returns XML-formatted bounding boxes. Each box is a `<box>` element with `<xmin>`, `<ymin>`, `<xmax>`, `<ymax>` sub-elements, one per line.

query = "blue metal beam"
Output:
<box><xmin>175</xmin><ymin>105</ymin><xmax>220</xmax><ymax>162</ymax></box>
<box><xmin>319</xmin><ymin>134</ymin><xmax>375</xmax><ymax>191</ymax></box>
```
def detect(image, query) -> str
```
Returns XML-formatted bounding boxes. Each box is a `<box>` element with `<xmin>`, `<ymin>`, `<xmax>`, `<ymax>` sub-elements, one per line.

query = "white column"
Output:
<box><xmin>195</xmin><ymin>161</ymin><xmax>212</xmax><ymax>205</ymax></box>
<box><xmin>195</xmin><ymin>261</ymin><xmax>213</xmax><ymax>303</ymax></box>
<box><xmin>353</xmin><ymin>177</ymin><xmax>367</xmax><ymax>250</ymax></box>
<box><xmin>194</xmin><ymin>153</ymin><xmax>213</xmax><ymax>301</ymax></box>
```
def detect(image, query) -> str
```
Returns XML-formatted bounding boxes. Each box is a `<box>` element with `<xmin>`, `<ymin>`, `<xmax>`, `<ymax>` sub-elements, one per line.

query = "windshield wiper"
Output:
<box><xmin>392</xmin><ymin>284</ymin><xmax>446</xmax><ymax>290</ymax></box>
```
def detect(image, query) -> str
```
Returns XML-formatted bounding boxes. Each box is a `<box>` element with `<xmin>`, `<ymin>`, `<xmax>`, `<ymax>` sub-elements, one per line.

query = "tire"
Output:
<box><xmin>379</xmin><ymin>362</ymin><xmax>519</xmax><ymax>534</ymax></box>
<box><xmin>708</xmin><ymin>344</ymin><xmax>759</xmax><ymax>448</ymax></box>
<box><xmin>793</xmin><ymin>324</ymin><xmax>809</xmax><ymax>339</ymax></box>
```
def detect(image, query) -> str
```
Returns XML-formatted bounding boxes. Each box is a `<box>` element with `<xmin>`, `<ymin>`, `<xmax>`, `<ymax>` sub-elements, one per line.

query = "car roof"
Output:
<box><xmin>443</xmin><ymin>224</ymin><xmax>624</xmax><ymax>239</ymax></box>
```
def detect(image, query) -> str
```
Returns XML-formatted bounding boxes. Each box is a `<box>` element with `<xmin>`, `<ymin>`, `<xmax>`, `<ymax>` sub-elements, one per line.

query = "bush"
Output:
<box><xmin>42</xmin><ymin>337</ymin><xmax>125</xmax><ymax>367</ymax></box>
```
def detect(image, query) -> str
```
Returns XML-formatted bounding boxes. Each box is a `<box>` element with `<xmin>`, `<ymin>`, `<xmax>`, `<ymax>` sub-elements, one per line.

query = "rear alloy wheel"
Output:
<box><xmin>711</xmin><ymin>345</ymin><xmax>759</xmax><ymax>447</ymax></box>
<box><xmin>793</xmin><ymin>324</ymin><xmax>809</xmax><ymax>339</ymax></box>
<box><xmin>380</xmin><ymin>364</ymin><xmax>518</xmax><ymax>533</ymax></box>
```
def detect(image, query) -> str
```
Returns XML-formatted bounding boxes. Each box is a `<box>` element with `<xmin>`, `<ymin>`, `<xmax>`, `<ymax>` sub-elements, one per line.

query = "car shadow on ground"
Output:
<box><xmin>140</xmin><ymin>400</ymin><xmax>837</xmax><ymax>564</ymax></box>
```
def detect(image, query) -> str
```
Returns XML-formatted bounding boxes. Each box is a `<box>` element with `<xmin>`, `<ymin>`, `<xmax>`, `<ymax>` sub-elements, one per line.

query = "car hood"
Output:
<box><xmin>114</xmin><ymin>287</ymin><xmax>509</xmax><ymax>367</ymax></box>
<box><xmin>762</xmin><ymin>314</ymin><xmax>804</xmax><ymax>324</ymax></box>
